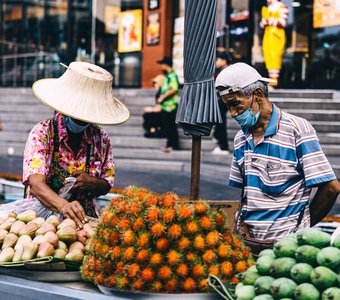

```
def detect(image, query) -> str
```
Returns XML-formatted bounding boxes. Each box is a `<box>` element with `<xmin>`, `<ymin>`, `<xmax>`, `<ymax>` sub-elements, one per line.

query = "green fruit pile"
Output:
<box><xmin>235</xmin><ymin>228</ymin><xmax>340</xmax><ymax>300</ymax></box>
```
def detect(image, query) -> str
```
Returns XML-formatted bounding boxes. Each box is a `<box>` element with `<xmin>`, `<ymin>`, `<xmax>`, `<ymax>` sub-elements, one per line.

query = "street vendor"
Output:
<box><xmin>1</xmin><ymin>62</ymin><xmax>129</xmax><ymax>227</ymax></box>
<box><xmin>215</xmin><ymin>62</ymin><xmax>340</xmax><ymax>244</ymax></box>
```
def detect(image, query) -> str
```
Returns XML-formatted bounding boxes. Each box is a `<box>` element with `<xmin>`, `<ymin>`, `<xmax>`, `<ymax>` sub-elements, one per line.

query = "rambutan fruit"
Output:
<box><xmin>127</xmin><ymin>263</ymin><xmax>140</xmax><ymax>278</ymax></box>
<box><xmin>158</xmin><ymin>266</ymin><xmax>172</xmax><ymax>280</ymax></box>
<box><xmin>235</xmin><ymin>261</ymin><xmax>247</xmax><ymax>273</ymax></box>
<box><xmin>129</xmin><ymin>200</ymin><xmax>142</xmax><ymax>215</ymax></box>
<box><xmin>167</xmin><ymin>250</ymin><xmax>181</xmax><ymax>265</ymax></box>
<box><xmin>109</xmin><ymin>215</ymin><xmax>119</xmax><ymax>227</ymax></box>
<box><xmin>233</xmin><ymin>237</ymin><xmax>242</xmax><ymax>249</ymax></box>
<box><xmin>202</xmin><ymin>249</ymin><xmax>217</xmax><ymax>264</ymax></box>
<box><xmin>161</xmin><ymin>192</ymin><xmax>177</xmax><ymax>207</ymax></box>
<box><xmin>108</xmin><ymin>231</ymin><xmax>120</xmax><ymax>246</ymax></box>
<box><xmin>199</xmin><ymin>216</ymin><xmax>213</xmax><ymax>231</ymax></box>
<box><xmin>217</xmin><ymin>243</ymin><xmax>231</xmax><ymax>258</ymax></box>
<box><xmin>221</xmin><ymin>261</ymin><xmax>233</xmax><ymax>277</ymax></box>
<box><xmin>186</xmin><ymin>252</ymin><xmax>197</xmax><ymax>262</ymax></box>
<box><xmin>106</xmin><ymin>274</ymin><xmax>116</xmax><ymax>287</ymax></box>
<box><xmin>241</xmin><ymin>247</ymin><xmax>251</xmax><ymax>259</ymax></box>
<box><xmin>168</xmin><ymin>224</ymin><xmax>182</xmax><ymax>239</ymax></box>
<box><xmin>176</xmin><ymin>263</ymin><xmax>189</xmax><ymax>277</ymax></box>
<box><xmin>136</xmin><ymin>249</ymin><xmax>149</xmax><ymax>263</ymax></box>
<box><xmin>193</xmin><ymin>235</ymin><xmax>205</xmax><ymax>251</ymax></box>
<box><xmin>163</xmin><ymin>208</ymin><xmax>176</xmax><ymax>223</ymax></box>
<box><xmin>192</xmin><ymin>264</ymin><xmax>205</xmax><ymax>278</ymax></box>
<box><xmin>177</xmin><ymin>205</ymin><xmax>192</xmax><ymax>219</ymax></box>
<box><xmin>146</xmin><ymin>207</ymin><xmax>161</xmax><ymax>222</ymax></box>
<box><xmin>102</xmin><ymin>209</ymin><xmax>113</xmax><ymax>225</ymax></box>
<box><xmin>118</xmin><ymin>218</ymin><xmax>131</xmax><ymax>230</ymax></box>
<box><xmin>231</xmin><ymin>250</ymin><xmax>241</xmax><ymax>259</ymax></box>
<box><xmin>136</xmin><ymin>232</ymin><xmax>150</xmax><ymax>248</ymax></box>
<box><xmin>95</xmin><ymin>273</ymin><xmax>105</xmax><ymax>285</ymax></box>
<box><xmin>214</xmin><ymin>211</ymin><xmax>227</xmax><ymax>227</ymax></box>
<box><xmin>194</xmin><ymin>201</ymin><xmax>209</xmax><ymax>215</ymax></box>
<box><xmin>101</xmin><ymin>228</ymin><xmax>110</xmax><ymax>244</ymax></box>
<box><xmin>183</xmin><ymin>278</ymin><xmax>196</xmax><ymax>292</ymax></box>
<box><xmin>165</xmin><ymin>279</ymin><xmax>178</xmax><ymax>292</ymax></box>
<box><xmin>116</xmin><ymin>276</ymin><xmax>129</xmax><ymax>289</ymax></box>
<box><xmin>199</xmin><ymin>279</ymin><xmax>209</xmax><ymax>291</ymax></box>
<box><xmin>178</xmin><ymin>237</ymin><xmax>191</xmax><ymax>251</ymax></box>
<box><xmin>208</xmin><ymin>265</ymin><xmax>219</xmax><ymax>277</ymax></box>
<box><xmin>116</xmin><ymin>261</ymin><xmax>125</xmax><ymax>274</ymax></box>
<box><xmin>186</xmin><ymin>220</ymin><xmax>199</xmax><ymax>234</ymax></box>
<box><xmin>155</xmin><ymin>237</ymin><xmax>170</xmax><ymax>251</ymax></box>
<box><xmin>132</xmin><ymin>217</ymin><xmax>145</xmax><ymax>231</ymax></box>
<box><xmin>110</xmin><ymin>246</ymin><xmax>121</xmax><ymax>260</ymax></box>
<box><xmin>123</xmin><ymin>246</ymin><xmax>135</xmax><ymax>261</ymax></box>
<box><xmin>145</xmin><ymin>194</ymin><xmax>159</xmax><ymax>206</ymax></box>
<box><xmin>121</xmin><ymin>229</ymin><xmax>135</xmax><ymax>245</ymax></box>
<box><xmin>206</xmin><ymin>231</ymin><xmax>220</xmax><ymax>247</ymax></box>
<box><xmin>150</xmin><ymin>222</ymin><xmax>166</xmax><ymax>237</ymax></box>
<box><xmin>222</xmin><ymin>232</ymin><xmax>234</xmax><ymax>244</ymax></box>
<box><xmin>141</xmin><ymin>267</ymin><xmax>154</xmax><ymax>282</ymax></box>
<box><xmin>151</xmin><ymin>281</ymin><xmax>163</xmax><ymax>292</ymax></box>
<box><xmin>150</xmin><ymin>253</ymin><xmax>163</xmax><ymax>266</ymax></box>
<box><xmin>132</xmin><ymin>279</ymin><xmax>144</xmax><ymax>290</ymax></box>
<box><xmin>230</xmin><ymin>277</ymin><xmax>240</xmax><ymax>284</ymax></box>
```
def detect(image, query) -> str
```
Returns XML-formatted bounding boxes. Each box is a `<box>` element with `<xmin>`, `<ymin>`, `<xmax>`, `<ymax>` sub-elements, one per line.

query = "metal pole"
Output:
<box><xmin>91</xmin><ymin>0</ymin><xmax>97</xmax><ymax>63</ymax></box>
<box><xmin>190</xmin><ymin>136</ymin><xmax>201</xmax><ymax>200</ymax></box>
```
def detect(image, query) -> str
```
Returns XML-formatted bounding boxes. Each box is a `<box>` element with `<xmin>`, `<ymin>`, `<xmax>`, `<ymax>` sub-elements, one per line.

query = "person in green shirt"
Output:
<box><xmin>156</xmin><ymin>56</ymin><xmax>180</xmax><ymax>152</ymax></box>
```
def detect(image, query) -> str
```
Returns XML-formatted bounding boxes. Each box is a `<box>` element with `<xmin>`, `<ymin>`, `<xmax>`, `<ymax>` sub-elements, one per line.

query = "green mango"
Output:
<box><xmin>295</xmin><ymin>245</ymin><xmax>321</xmax><ymax>266</ymax></box>
<box><xmin>235</xmin><ymin>282</ymin><xmax>244</xmax><ymax>294</ymax></box>
<box><xmin>332</xmin><ymin>234</ymin><xmax>340</xmax><ymax>249</ymax></box>
<box><xmin>256</xmin><ymin>255</ymin><xmax>275</xmax><ymax>275</ymax></box>
<box><xmin>321</xmin><ymin>287</ymin><xmax>340</xmax><ymax>300</ymax></box>
<box><xmin>258</xmin><ymin>249</ymin><xmax>276</xmax><ymax>258</ymax></box>
<box><xmin>253</xmin><ymin>295</ymin><xmax>274</xmax><ymax>300</ymax></box>
<box><xmin>242</xmin><ymin>266</ymin><xmax>261</xmax><ymax>285</ymax></box>
<box><xmin>290</xmin><ymin>263</ymin><xmax>313</xmax><ymax>283</ymax></box>
<box><xmin>297</xmin><ymin>228</ymin><xmax>331</xmax><ymax>248</ymax></box>
<box><xmin>310</xmin><ymin>266</ymin><xmax>337</xmax><ymax>291</ymax></box>
<box><xmin>316</xmin><ymin>247</ymin><xmax>340</xmax><ymax>270</ymax></box>
<box><xmin>294</xmin><ymin>283</ymin><xmax>320</xmax><ymax>300</ymax></box>
<box><xmin>254</xmin><ymin>276</ymin><xmax>274</xmax><ymax>295</ymax></box>
<box><xmin>269</xmin><ymin>257</ymin><xmax>296</xmax><ymax>278</ymax></box>
<box><xmin>270</xmin><ymin>277</ymin><xmax>297</xmax><ymax>299</ymax></box>
<box><xmin>235</xmin><ymin>285</ymin><xmax>256</xmax><ymax>300</ymax></box>
<box><xmin>273</xmin><ymin>238</ymin><xmax>299</xmax><ymax>258</ymax></box>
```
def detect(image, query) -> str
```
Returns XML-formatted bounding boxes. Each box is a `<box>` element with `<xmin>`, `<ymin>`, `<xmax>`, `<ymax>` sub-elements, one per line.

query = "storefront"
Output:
<box><xmin>219</xmin><ymin>0</ymin><xmax>340</xmax><ymax>89</ymax></box>
<box><xmin>0</xmin><ymin>0</ymin><xmax>178</xmax><ymax>88</ymax></box>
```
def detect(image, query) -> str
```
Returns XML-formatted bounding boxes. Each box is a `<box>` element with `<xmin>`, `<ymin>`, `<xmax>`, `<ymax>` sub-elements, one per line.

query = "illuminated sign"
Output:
<box><xmin>314</xmin><ymin>0</ymin><xmax>340</xmax><ymax>28</ymax></box>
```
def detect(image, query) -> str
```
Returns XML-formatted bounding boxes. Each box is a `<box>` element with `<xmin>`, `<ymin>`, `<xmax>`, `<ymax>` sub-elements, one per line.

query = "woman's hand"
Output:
<box><xmin>61</xmin><ymin>200</ymin><xmax>86</xmax><ymax>228</ymax></box>
<box><xmin>71</xmin><ymin>171</ymin><xmax>95</xmax><ymax>193</ymax></box>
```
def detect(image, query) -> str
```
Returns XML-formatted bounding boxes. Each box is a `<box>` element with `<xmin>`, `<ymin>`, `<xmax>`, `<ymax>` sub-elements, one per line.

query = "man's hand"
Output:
<box><xmin>61</xmin><ymin>200</ymin><xmax>86</xmax><ymax>228</ymax></box>
<box><xmin>157</xmin><ymin>95</ymin><xmax>164</xmax><ymax>104</ymax></box>
<box><xmin>71</xmin><ymin>171</ymin><xmax>95</xmax><ymax>193</ymax></box>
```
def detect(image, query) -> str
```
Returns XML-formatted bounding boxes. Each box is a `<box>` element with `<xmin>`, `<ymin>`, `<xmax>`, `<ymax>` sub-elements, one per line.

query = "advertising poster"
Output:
<box><xmin>146</xmin><ymin>12</ymin><xmax>160</xmax><ymax>46</ymax></box>
<box><xmin>104</xmin><ymin>6</ymin><xmax>120</xmax><ymax>34</ymax></box>
<box><xmin>314</xmin><ymin>0</ymin><xmax>340</xmax><ymax>28</ymax></box>
<box><xmin>118</xmin><ymin>9</ymin><xmax>143</xmax><ymax>53</ymax></box>
<box><xmin>172</xmin><ymin>17</ymin><xmax>184</xmax><ymax>84</ymax></box>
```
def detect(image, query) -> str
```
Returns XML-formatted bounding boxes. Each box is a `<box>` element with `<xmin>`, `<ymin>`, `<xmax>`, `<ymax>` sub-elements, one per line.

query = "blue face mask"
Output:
<box><xmin>235</xmin><ymin>95</ymin><xmax>260</xmax><ymax>130</ymax></box>
<box><xmin>64</xmin><ymin>116</ymin><xmax>89</xmax><ymax>133</ymax></box>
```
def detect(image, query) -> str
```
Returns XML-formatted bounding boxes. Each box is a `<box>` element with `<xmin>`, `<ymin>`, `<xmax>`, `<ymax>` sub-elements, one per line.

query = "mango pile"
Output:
<box><xmin>0</xmin><ymin>210</ymin><xmax>95</xmax><ymax>263</ymax></box>
<box><xmin>236</xmin><ymin>228</ymin><xmax>340</xmax><ymax>300</ymax></box>
<box><xmin>81</xmin><ymin>186</ymin><xmax>254</xmax><ymax>293</ymax></box>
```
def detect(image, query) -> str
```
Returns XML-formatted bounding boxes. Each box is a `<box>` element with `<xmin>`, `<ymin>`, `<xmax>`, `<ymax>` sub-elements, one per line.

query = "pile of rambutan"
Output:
<box><xmin>81</xmin><ymin>186</ymin><xmax>253</xmax><ymax>293</ymax></box>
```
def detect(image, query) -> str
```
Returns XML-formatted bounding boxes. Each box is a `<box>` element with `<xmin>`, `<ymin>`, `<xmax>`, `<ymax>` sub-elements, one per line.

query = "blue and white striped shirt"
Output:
<box><xmin>229</xmin><ymin>104</ymin><xmax>336</xmax><ymax>240</ymax></box>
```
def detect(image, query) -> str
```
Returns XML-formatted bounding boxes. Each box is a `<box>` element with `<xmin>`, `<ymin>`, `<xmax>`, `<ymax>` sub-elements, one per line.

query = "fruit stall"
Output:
<box><xmin>0</xmin><ymin>183</ymin><xmax>339</xmax><ymax>300</ymax></box>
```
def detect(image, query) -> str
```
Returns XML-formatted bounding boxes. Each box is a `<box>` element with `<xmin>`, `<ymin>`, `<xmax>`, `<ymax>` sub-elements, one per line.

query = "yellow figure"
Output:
<box><xmin>261</xmin><ymin>0</ymin><xmax>289</xmax><ymax>87</ymax></box>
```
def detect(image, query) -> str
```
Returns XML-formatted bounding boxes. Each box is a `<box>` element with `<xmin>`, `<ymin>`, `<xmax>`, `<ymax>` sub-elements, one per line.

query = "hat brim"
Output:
<box><xmin>259</xmin><ymin>77</ymin><xmax>277</xmax><ymax>83</ymax></box>
<box><xmin>32</xmin><ymin>78</ymin><xmax>130</xmax><ymax>125</ymax></box>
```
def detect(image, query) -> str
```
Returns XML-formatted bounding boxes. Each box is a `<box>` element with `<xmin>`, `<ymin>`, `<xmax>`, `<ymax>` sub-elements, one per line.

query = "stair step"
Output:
<box><xmin>114</xmin><ymin>158</ymin><xmax>185</xmax><ymax>172</ymax></box>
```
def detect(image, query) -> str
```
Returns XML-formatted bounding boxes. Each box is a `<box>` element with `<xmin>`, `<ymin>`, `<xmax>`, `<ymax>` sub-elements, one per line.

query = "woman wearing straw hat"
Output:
<box><xmin>0</xmin><ymin>62</ymin><xmax>129</xmax><ymax>227</ymax></box>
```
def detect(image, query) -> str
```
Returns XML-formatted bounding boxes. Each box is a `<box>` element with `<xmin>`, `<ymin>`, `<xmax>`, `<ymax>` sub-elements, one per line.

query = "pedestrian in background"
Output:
<box><xmin>212</xmin><ymin>52</ymin><xmax>230</xmax><ymax>155</ymax></box>
<box><xmin>156</xmin><ymin>56</ymin><xmax>180</xmax><ymax>152</ymax></box>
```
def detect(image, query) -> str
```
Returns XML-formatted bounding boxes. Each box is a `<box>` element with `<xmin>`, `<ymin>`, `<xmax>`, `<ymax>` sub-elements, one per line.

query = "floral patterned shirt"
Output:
<box><xmin>23</xmin><ymin>113</ymin><xmax>115</xmax><ymax>198</ymax></box>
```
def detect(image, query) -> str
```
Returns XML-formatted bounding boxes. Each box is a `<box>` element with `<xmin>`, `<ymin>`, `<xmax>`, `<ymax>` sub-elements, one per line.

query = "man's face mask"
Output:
<box><xmin>64</xmin><ymin>116</ymin><xmax>90</xmax><ymax>133</ymax></box>
<box><xmin>234</xmin><ymin>94</ymin><xmax>260</xmax><ymax>130</ymax></box>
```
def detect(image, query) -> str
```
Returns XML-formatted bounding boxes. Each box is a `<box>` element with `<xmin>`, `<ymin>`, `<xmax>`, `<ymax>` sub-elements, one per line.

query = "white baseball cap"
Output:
<box><xmin>215</xmin><ymin>62</ymin><xmax>276</xmax><ymax>96</ymax></box>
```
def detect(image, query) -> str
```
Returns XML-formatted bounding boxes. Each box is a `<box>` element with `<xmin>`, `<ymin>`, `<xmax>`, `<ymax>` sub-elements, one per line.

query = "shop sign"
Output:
<box><xmin>146</xmin><ymin>12</ymin><xmax>160</xmax><ymax>46</ymax></box>
<box><xmin>148</xmin><ymin>0</ymin><xmax>160</xmax><ymax>10</ymax></box>
<box><xmin>314</xmin><ymin>0</ymin><xmax>340</xmax><ymax>28</ymax></box>
<box><xmin>118</xmin><ymin>10</ymin><xmax>143</xmax><ymax>53</ymax></box>
<box><xmin>104</xmin><ymin>6</ymin><xmax>120</xmax><ymax>34</ymax></box>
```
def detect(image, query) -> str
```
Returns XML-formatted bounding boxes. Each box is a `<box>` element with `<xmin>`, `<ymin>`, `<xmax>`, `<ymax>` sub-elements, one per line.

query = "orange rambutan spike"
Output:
<box><xmin>127</xmin><ymin>263</ymin><xmax>140</xmax><ymax>278</ymax></box>
<box><xmin>122</xmin><ymin>229</ymin><xmax>135</xmax><ymax>245</ymax></box>
<box><xmin>93</xmin><ymin>240</ymin><xmax>101</xmax><ymax>253</ymax></box>
<box><xmin>199</xmin><ymin>279</ymin><xmax>209</xmax><ymax>291</ymax></box>
<box><xmin>221</xmin><ymin>261</ymin><xmax>233</xmax><ymax>277</ymax></box>
<box><xmin>193</xmin><ymin>235</ymin><xmax>205</xmax><ymax>251</ymax></box>
<box><xmin>145</xmin><ymin>194</ymin><xmax>159</xmax><ymax>206</ymax></box>
<box><xmin>231</xmin><ymin>250</ymin><xmax>241</xmax><ymax>259</ymax></box>
<box><xmin>101</xmin><ymin>228</ymin><xmax>110</xmax><ymax>243</ymax></box>
<box><xmin>158</xmin><ymin>266</ymin><xmax>172</xmax><ymax>280</ymax></box>
<box><xmin>146</xmin><ymin>207</ymin><xmax>161</xmax><ymax>222</ymax></box>
<box><xmin>206</xmin><ymin>231</ymin><xmax>220</xmax><ymax>247</ymax></box>
<box><xmin>102</xmin><ymin>209</ymin><xmax>113</xmax><ymax>225</ymax></box>
<box><xmin>230</xmin><ymin>277</ymin><xmax>240</xmax><ymax>284</ymax></box>
<box><xmin>163</xmin><ymin>208</ymin><xmax>176</xmax><ymax>223</ymax></box>
<box><xmin>208</xmin><ymin>265</ymin><xmax>220</xmax><ymax>277</ymax></box>
<box><xmin>141</xmin><ymin>267</ymin><xmax>154</xmax><ymax>282</ymax></box>
<box><xmin>202</xmin><ymin>249</ymin><xmax>217</xmax><ymax>264</ymax></box>
<box><xmin>116</xmin><ymin>261</ymin><xmax>125</xmax><ymax>274</ymax></box>
<box><xmin>178</xmin><ymin>205</ymin><xmax>192</xmax><ymax>219</ymax></box>
<box><xmin>161</xmin><ymin>192</ymin><xmax>177</xmax><ymax>207</ymax></box>
<box><xmin>109</xmin><ymin>215</ymin><xmax>119</xmax><ymax>227</ymax></box>
<box><xmin>178</xmin><ymin>237</ymin><xmax>191</xmax><ymax>251</ymax></box>
<box><xmin>186</xmin><ymin>221</ymin><xmax>199</xmax><ymax>234</ymax></box>
<box><xmin>233</xmin><ymin>237</ymin><xmax>242</xmax><ymax>249</ymax></box>
<box><xmin>151</xmin><ymin>281</ymin><xmax>163</xmax><ymax>292</ymax></box>
<box><xmin>217</xmin><ymin>243</ymin><xmax>231</xmax><ymax>258</ymax></box>
<box><xmin>222</xmin><ymin>232</ymin><xmax>234</xmax><ymax>244</ymax></box>
<box><xmin>137</xmin><ymin>189</ymin><xmax>150</xmax><ymax>201</ymax></box>
<box><xmin>106</xmin><ymin>274</ymin><xmax>116</xmax><ymax>287</ymax></box>
<box><xmin>117</xmin><ymin>276</ymin><xmax>129</xmax><ymax>289</ymax></box>
<box><xmin>150</xmin><ymin>253</ymin><xmax>163</xmax><ymax>266</ymax></box>
<box><xmin>132</xmin><ymin>279</ymin><xmax>144</xmax><ymax>290</ymax></box>
<box><xmin>214</xmin><ymin>211</ymin><xmax>227</xmax><ymax>227</ymax></box>
<box><xmin>123</xmin><ymin>246</ymin><xmax>135</xmax><ymax>261</ymax></box>
<box><xmin>95</xmin><ymin>273</ymin><xmax>105</xmax><ymax>285</ymax></box>
<box><xmin>168</xmin><ymin>224</ymin><xmax>182</xmax><ymax>239</ymax></box>
<box><xmin>235</xmin><ymin>261</ymin><xmax>248</xmax><ymax>273</ymax></box>
<box><xmin>108</xmin><ymin>231</ymin><xmax>120</xmax><ymax>246</ymax></box>
<box><xmin>118</xmin><ymin>218</ymin><xmax>131</xmax><ymax>230</ymax></box>
<box><xmin>136</xmin><ymin>249</ymin><xmax>149</xmax><ymax>263</ymax></box>
<box><xmin>241</xmin><ymin>247</ymin><xmax>251</xmax><ymax>259</ymax></box>
<box><xmin>183</xmin><ymin>277</ymin><xmax>196</xmax><ymax>292</ymax></box>
<box><xmin>192</xmin><ymin>264</ymin><xmax>205</xmax><ymax>278</ymax></box>
<box><xmin>186</xmin><ymin>252</ymin><xmax>197</xmax><ymax>262</ymax></box>
<box><xmin>155</xmin><ymin>237</ymin><xmax>170</xmax><ymax>251</ymax></box>
<box><xmin>199</xmin><ymin>216</ymin><xmax>213</xmax><ymax>231</ymax></box>
<box><xmin>194</xmin><ymin>201</ymin><xmax>209</xmax><ymax>215</ymax></box>
<box><xmin>136</xmin><ymin>232</ymin><xmax>150</xmax><ymax>248</ymax></box>
<box><xmin>176</xmin><ymin>263</ymin><xmax>189</xmax><ymax>277</ymax></box>
<box><xmin>165</xmin><ymin>278</ymin><xmax>178</xmax><ymax>292</ymax></box>
<box><xmin>150</xmin><ymin>222</ymin><xmax>166</xmax><ymax>237</ymax></box>
<box><xmin>129</xmin><ymin>201</ymin><xmax>142</xmax><ymax>215</ymax></box>
<box><xmin>132</xmin><ymin>217</ymin><xmax>145</xmax><ymax>231</ymax></box>
<box><xmin>167</xmin><ymin>250</ymin><xmax>181</xmax><ymax>265</ymax></box>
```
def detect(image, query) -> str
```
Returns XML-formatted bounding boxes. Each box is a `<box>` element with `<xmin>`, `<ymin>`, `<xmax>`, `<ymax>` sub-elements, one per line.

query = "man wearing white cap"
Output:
<box><xmin>0</xmin><ymin>62</ymin><xmax>129</xmax><ymax>227</ymax></box>
<box><xmin>215</xmin><ymin>62</ymin><xmax>340</xmax><ymax>247</ymax></box>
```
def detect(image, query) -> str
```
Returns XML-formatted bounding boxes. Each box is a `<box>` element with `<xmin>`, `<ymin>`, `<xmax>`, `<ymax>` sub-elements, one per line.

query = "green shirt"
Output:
<box><xmin>160</xmin><ymin>70</ymin><xmax>179</xmax><ymax>112</ymax></box>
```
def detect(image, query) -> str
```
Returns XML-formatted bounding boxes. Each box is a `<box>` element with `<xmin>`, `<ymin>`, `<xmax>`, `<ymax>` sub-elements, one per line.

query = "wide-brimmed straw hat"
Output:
<box><xmin>32</xmin><ymin>62</ymin><xmax>130</xmax><ymax>125</ymax></box>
